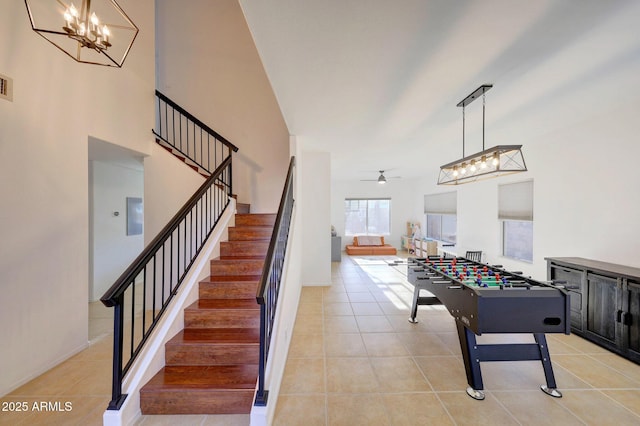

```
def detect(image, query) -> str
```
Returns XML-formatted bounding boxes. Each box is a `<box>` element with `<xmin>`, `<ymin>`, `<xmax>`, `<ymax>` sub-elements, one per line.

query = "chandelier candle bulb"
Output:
<box><xmin>103</xmin><ymin>25</ymin><xmax>110</xmax><ymax>44</ymax></box>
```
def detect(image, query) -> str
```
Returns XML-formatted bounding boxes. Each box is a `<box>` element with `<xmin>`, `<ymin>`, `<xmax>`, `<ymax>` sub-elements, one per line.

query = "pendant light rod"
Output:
<box><xmin>462</xmin><ymin>105</ymin><xmax>465</xmax><ymax>158</ymax></box>
<box><xmin>457</xmin><ymin>84</ymin><xmax>491</xmax><ymax>160</ymax></box>
<box><xmin>483</xmin><ymin>92</ymin><xmax>486</xmax><ymax>150</ymax></box>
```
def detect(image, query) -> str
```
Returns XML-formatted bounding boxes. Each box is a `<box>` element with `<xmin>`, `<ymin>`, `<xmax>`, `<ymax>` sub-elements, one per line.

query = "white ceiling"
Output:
<box><xmin>239</xmin><ymin>0</ymin><xmax>640</xmax><ymax>182</ymax></box>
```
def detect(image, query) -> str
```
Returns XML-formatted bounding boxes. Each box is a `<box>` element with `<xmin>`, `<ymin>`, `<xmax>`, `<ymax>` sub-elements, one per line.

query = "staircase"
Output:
<box><xmin>140</xmin><ymin>213</ymin><xmax>276</xmax><ymax>414</ymax></box>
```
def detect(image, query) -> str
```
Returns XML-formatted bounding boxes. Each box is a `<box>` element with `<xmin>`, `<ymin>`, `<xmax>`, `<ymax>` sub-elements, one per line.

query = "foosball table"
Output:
<box><xmin>407</xmin><ymin>256</ymin><xmax>570</xmax><ymax>400</ymax></box>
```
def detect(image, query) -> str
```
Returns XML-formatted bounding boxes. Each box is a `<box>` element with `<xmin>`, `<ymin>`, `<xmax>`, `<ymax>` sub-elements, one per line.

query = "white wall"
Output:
<box><xmin>143</xmin><ymin>143</ymin><xmax>207</xmax><ymax>243</ymax></box>
<box><xmin>0</xmin><ymin>0</ymin><xmax>155</xmax><ymax>396</ymax></box>
<box><xmin>89</xmin><ymin>161</ymin><xmax>144</xmax><ymax>301</ymax></box>
<box><xmin>155</xmin><ymin>0</ymin><xmax>290</xmax><ymax>213</ymax></box>
<box><xmin>331</xmin><ymin>178</ymin><xmax>421</xmax><ymax>250</ymax></box>
<box><xmin>301</xmin><ymin>150</ymin><xmax>332</xmax><ymax>286</ymax></box>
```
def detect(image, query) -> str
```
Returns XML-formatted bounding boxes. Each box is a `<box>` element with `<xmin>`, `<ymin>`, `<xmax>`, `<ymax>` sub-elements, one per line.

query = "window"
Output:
<box><xmin>344</xmin><ymin>198</ymin><xmax>390</xmax><ymax>236</ymax></box>
<box><xmin>503</xmin><ymin>220</ymin><xmax>533</xmax><ymax>262</ymax></box>
<box><xmin>424</xmin><ymin>192</ymin><xmax>457</xmax><ymax>243</ymax></box>
<box><xmin>499</xmin><ymin>180</ymin><xmax>533</xmax><ymax>262</ymax></box>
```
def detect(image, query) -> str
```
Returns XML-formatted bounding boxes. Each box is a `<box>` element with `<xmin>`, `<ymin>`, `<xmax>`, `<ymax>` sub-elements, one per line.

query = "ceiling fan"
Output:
<box><xmin>361</xmin><ymin>170</ymin><xmax>401</xmax><ymax>184</ymax></box>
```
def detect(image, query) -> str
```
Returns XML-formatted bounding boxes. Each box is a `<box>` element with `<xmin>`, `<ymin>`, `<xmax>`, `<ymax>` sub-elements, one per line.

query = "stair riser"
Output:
<box><xmin>184</xmin><ymin>310</ymin><xmax>260</xmax><ymax>329</ymax></box>
<box><xmin>165</xmin><ymin>344</ymin><xmax>259</xmax><ymax>366</ymax></box>
<box><xmin>141</xmin><ymin>391</ymin><xmax>254</xmax><ymax>415</ymax></box>
<box><xmin>236</xmin><ymin>203</ymin><xmax>250</xmax><ymax>214</ymax></box>
<box><xmin>210</xmin><ymin>260</ymin><xmax>264</xmax><ymax>276</ymax></box>
<box><xmin>228</xmin><ymin>227</ymin><xmax>272</xmax><ymax>241</ymax></box>
<box><xmin>220</xmin><ymin>241</ymin><xmax>269</xmax><ymax>258</ymax></box>
<box><xmin>199</xmin><ymin>282</ymin><xmax>257</xmax><ymax>299</ymax></box>
<box><xmin>235</xmin><ymin>214</ymin><xmax>276</xmax><ymax>227</ymax></box>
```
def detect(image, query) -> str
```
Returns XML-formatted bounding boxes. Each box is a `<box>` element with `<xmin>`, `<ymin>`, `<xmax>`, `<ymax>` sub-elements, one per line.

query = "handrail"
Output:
<box><xmin>100</xmin><ymin>153</ymin><xmax>234</xmax><ymax>410</ymax></box>
<box><xmin>155</xmin><ymin>90</ymin><xmax>238</xmax><ymax>153</ymax></box>
<box><xmin>101</xmin><ymin>156</ymin><xmax>232</xmax><ymax>306</ymax></box>
<box><xmin>154</xmin><ymin>91</ymin><xmax>237</xmax><ymax>175</ymax></box>
<box><xmin>254</xmin><ymin>156</ymin><xmax>296</xmax><ymax>406</ymax></box>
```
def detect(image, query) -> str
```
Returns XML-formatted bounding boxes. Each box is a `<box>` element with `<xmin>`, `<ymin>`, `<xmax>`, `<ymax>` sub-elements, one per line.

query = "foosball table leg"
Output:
<box><xmin>408</xmin><ymin>280</ymin><xmax>441</xmax><ymax>324</ymax></box>
<box><xmin>534</xmin><ymin>333</ymin><xmax>563</xmax><ymax>398</ymax></box>
<box><xmin>456</xmin><ymin>321</ymin><xmax>485</xmax><ymax>400</ymax></box>
<box><xmin>408</xmin><ymin>283</ymin><xmax>420</xmax><ymax>323</ymax></box>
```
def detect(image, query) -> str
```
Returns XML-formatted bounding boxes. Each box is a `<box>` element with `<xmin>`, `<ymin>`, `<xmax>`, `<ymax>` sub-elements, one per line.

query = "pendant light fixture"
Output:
<box><xmin>24</xmin><ymin>0</ymin><xmax>139</xmax><ymax>68</ymax></box>
<box><xmin>438</xmin><ymin>84</ymin><xmax>527</xmax><ymax>185</ymax></box>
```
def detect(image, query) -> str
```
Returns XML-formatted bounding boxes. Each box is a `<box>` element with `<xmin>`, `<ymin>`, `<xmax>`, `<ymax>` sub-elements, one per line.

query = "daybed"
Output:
<box><xmin>345</xmin><ymin>235</ymin><xmax>397</xmax><ymax>256</ymax></box>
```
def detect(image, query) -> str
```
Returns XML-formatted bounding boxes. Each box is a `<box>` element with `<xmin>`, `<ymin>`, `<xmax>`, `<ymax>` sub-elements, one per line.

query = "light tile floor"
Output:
<box><xmin>273</xmin><ymin>253</ymin><xmax>640</xmax><ymax>425</ymax></box>
<box><xmin>3</xmin><ymin>254</ymin><xmax>640</xmax><ymax>425</ymax></box>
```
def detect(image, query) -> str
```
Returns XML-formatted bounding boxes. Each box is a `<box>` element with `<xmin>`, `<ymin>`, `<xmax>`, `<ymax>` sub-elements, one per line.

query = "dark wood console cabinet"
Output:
<box><xmin>546</xmin><ymin>257</ymin><xmax>640</xmax><ymax>364</ymax></box>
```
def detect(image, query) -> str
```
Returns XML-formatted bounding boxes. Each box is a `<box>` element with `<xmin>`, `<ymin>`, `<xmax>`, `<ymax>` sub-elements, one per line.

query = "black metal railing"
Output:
<box><xmin>100</xmin><ymin>155</ymin><xmax>234</xmax><ymax>410</ymax></box>
<box><xmin>254</xmin><ymin>156</ymin><xmax>296</xmax><ymax>406</ymax></box>
<box><xmin>154</xmin><ymin>90</ymin><xmax>238</xmax><ymax>174</ymax></box>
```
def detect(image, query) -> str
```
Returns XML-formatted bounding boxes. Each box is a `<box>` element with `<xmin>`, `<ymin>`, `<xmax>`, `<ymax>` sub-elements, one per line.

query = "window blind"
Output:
<box><xmin>424</xmin><ymin>191</ymin><xmax>457</xmax><ymax>214</ymax></box>
<box><xmin>498</xmin><ymin>180</ymin><xmax>533</xmax><ymax>220</ymax></box>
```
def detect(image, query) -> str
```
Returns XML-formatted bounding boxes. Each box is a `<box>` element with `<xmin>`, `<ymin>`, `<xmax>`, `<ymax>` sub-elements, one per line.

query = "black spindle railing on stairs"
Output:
<box><xmin>255</xmin><ymin>156</ymin><xmax>296</xmax><ymax>406</ymax></box>
<box><xmin>154</xmin><ymin>90</ymin><xmax>238</xmax><ymax>175</ymax></box>
<box><xmin>100</xmin><ymin>93</ymin><xmax>239</xmax><ymax>410</ymax></box>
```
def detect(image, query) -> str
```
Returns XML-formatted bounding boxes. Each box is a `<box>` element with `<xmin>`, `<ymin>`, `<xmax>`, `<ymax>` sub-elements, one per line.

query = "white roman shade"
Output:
<box><xmin>424</xmin><ymin>191</ymin><xmax>457</xmax><ymax>214</ymax></box>
<box><xmin>498</xmin><ymin>180</ymin><xmax>533</xmax><ymax>220</ymax></box>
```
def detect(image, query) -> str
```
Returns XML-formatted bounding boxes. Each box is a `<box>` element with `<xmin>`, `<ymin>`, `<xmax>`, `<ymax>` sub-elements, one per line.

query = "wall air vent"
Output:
<box><xmin>0</xmin><ymin>74</ymin><xmax>13</xmax><ymax>102</ymax></box>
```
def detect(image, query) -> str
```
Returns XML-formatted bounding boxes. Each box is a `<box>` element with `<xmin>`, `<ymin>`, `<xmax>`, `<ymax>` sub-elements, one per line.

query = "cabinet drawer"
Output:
<box><xmin>550</xmin><ymin>265</ymin><xmax>582</xmax><ymax>292</ymax></box>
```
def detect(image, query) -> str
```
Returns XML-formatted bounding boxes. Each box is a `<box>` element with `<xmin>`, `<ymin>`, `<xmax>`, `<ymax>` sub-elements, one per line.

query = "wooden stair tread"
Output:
<box><xmin>212</xmin><ymin>257</ymin><xmax>265</xmax><ymax>264</ymax></box>
<box><xmin>141</xmin><ymin>365</ymin><xmax>258</xmax><ymax>391</ymax></box>
<box><xmin>222</xmin><ymin>240</ymin><xmax>270</xmax><ymax>246</ymax></box>
<box><xmin>202</xmin><ymin>274</ymin><xmax>262</xmax><ymax>283</ymax></box>
<box><xmin>169</xmin><ymin>328</ymin><xmax>260</xmax><ymax>344</ymax></box>
<box><xmin>219</xmin><ymin>255</ymin><xmax>266</xmax><ymax>260</ymax></box>
<box><xmin>235</xmin><ymin>214</ymin><xmax>276</xmax><ymax>226</ymax></box>
<box><xmin>228</xmin><ymin>227</ymin><xmax>273</xmax><ymax>237</ymax></box>
<box><xmin>186</xmin><ymin>299</ymin><xmax>259</xmax><ymax>310</ymax></box>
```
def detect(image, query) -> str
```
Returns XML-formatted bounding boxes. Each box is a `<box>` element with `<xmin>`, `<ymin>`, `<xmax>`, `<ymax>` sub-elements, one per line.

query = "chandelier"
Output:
<box><xmin>25</xmin><ymin>0</ymin><xmax>139</xmax><ymax>68</ymax></box>
<box><xmin>438</xmin><ymin>85</ymin><xmax>527</xmax><ymax>185</ymax></box>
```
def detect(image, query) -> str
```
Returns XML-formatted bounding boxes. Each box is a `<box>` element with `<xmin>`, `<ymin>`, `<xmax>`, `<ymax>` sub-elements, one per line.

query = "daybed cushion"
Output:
<box><xmin>353</xmin><ymin>235</ymin><xmax>385</xmax><ymax>246</ymax></box>
<box><xmin>346</xmin><ymin>235</ymin><xmax>397</xmax><ymax>255</ymax></box>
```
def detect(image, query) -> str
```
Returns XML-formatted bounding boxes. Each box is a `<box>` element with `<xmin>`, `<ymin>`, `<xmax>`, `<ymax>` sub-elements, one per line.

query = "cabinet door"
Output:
<box><xmin>586</xmin><ymin>273</ymin><xmax>620</xmax><ymax>344</ymax></box>
<box><xmin>624</xmin><ymin>280</ymin><xmax>640</xmax><ymax>360</ymax></box>
<box><xmin>549</xmin><ymin>265</ymin><xmax>584</xmax><ymax>330</ymax></box>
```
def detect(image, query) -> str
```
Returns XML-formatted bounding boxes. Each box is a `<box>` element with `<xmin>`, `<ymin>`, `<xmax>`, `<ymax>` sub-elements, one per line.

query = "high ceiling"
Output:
<box><xmin>239</xmin><ymin>0</ymin><xmax>640</xmax><ymax>181</ymax></box>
